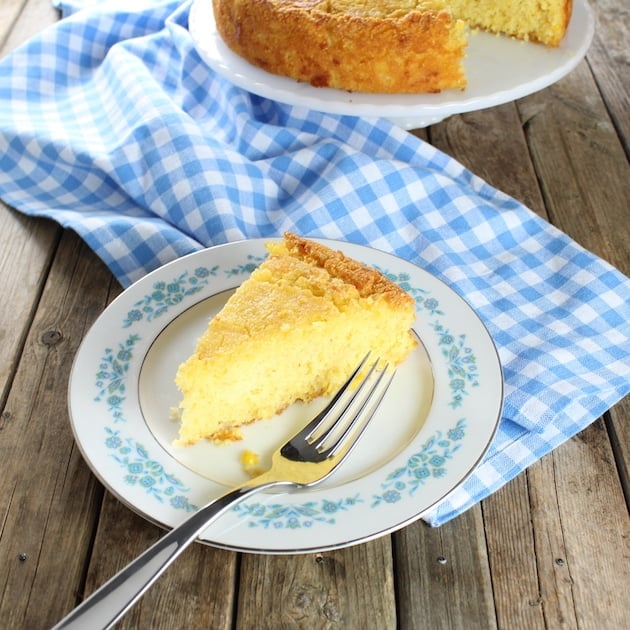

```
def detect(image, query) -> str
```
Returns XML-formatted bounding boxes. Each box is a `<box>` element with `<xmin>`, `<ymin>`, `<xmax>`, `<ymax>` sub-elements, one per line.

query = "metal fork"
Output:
<box><xmin>54</xmin><ymin>354</ymin><xmax>394</xmax><ymax>630</ymax></box>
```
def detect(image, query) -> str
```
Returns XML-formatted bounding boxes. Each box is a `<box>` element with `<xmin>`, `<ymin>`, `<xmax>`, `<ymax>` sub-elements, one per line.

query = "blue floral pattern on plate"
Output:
<box><xmin>96</xmin><ymin>255</ymin><xmax>478</xmax><ymax>529</ymax></box>
<box><xmin>122</xmin><ymin>266</ymin><xmax>218</xmax><ymax>328</ymax></box>
<box><xmin>232</xmin><ymin>495</ymin><xmax>362</xmax><ymax>529</ymax></box>
<box><xmin>97</xmin><ymin>266</ymin><xmax>222</xmax><ymax>506</ymax></box>
<box><xmin>372</xmin><ymin>419</ymin><xmax>466</xmax><ymax>507</ymax></box>
<box><xmin>89</xmin><ymin>246</ymin><xmax>487</xmax><ymax>531</ymax></box>
<box><xmin>95</xmin><ymin>334</ymin><xmax>140</xmax><ymax>423</ymax></box>
<box><xmin>104</xmin><ymin>428</ymin><xmax>198</xmax><ymax>512</ymax></box>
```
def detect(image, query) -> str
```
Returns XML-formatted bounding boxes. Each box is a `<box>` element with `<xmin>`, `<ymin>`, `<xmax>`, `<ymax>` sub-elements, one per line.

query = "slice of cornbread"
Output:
<box><xmin>174</xmin><ymin>233</ymin><xmax>417</xmax><ymax>445</ymax></box>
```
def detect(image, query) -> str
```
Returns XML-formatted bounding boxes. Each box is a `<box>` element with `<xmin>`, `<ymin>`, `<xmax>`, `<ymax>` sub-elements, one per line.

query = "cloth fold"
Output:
<box><xmin>1</xmin><ymin>0</ymin><xmax>628</xmax><ymax>526</ymax></box>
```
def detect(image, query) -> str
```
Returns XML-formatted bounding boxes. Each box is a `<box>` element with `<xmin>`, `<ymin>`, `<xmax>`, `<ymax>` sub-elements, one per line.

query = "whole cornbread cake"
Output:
<box><xmin>174</xmin><ymin>233</ymin><xmax>417</xmax><ymax>445</ymax></box>
<box><xmin>212</xmin><ymin>0</ymin><xmax>572</xmax><ymax>93</ymax></box>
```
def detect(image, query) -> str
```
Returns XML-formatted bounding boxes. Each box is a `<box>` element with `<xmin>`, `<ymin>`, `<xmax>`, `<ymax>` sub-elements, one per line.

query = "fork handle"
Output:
<box><xmin>53</xmin><ymin>480</ymin><xmax>281</xmax><ymax>630</ymax></box>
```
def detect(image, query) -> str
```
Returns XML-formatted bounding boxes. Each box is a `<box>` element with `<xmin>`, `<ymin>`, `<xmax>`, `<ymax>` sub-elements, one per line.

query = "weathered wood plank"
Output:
<box><xmin>0</xmin><ymin>0</ymin><xmax>64</xmax><ymax>409</ymax></box>
<box><xmin>0</xmin><ymin>0</ymin><xmax>58</xmax><ymax>53</ymax></box>
<box><xmin>236</xmin><ymin>538</ymin><xmax>396</xmax><ymax>629</ymax></box>
<box><xmin>0</xmin><ymin>0</ymin><xmax>27</xmax><ymax>49</ymax></box>
<box><xmin>482</xmin><ymin>475</ymin><xmax>548</xmax><ymax>628</ymax></box>
<box><xmin>394</xmin><ymin>506</ymin><xmax>497</xmax><ymax>629</ymax></box>
<box><xmin>526</xmin><ymin>454</ymin><xmax>580</xmax><ymax>629</ymax></box>
<box><xmin>529</xmin><ymin>419</ymin><xmax>630</xmax><ymax>629</ymax></box>
<box><xmin>1</xmin><ymin>2</ymin><xmax>627</xmax><ymax>630</ymax></box>
<box><xmin>427</xmin><ymin>103</ymin><xmax>547</xmax><ymax>218</ymax></box>
<box><xmin>518</xmin><ymin>60</ymin><xmax>629</xmax><ymax>274</ymax></box>
<box><xmin>0</xmin><ymin>209</ymin><xmax>59</xmax><ymax>401</ymax></box>
<box><xmin>0</xmin><ymin>232</ymin><xmax>114</xmax><ymax>629</ymax></box>
<box><xmin>79</xmin><ymin>492</ymin><xmax>238</xmax><ymax>629</ymax></box>
<box><xmin>586</xmin><ymin>0</ymin><xmax>630</xmax><ymax>153</ymax></box>
<box><xmin>606</xmin><ymin>398</ymin><xmax>629</xmax><ymax>505</ymax></box>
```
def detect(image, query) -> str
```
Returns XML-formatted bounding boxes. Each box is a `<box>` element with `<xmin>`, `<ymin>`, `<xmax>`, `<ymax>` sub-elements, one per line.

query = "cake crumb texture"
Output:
<box><xmin>174</xmin><ymin>233</ymin><xmax>417</xmax><ymax>445</ymax></box>
<box><xmin>212</xmin><ymin>0</ymin><xmax>572</xmax><ymax>93</ymax></box>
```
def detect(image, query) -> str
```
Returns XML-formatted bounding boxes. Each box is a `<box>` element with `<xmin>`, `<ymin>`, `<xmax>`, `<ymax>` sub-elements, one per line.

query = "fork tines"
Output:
<box><xmin>285</xmin><ymin>353</ymin><xmax>394</xmax><ymax>463</ymax></box>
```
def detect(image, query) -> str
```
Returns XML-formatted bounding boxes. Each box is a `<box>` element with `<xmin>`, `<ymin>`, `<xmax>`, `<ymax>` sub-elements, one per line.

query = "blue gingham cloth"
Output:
<box><xmin>1</xmin><ymin>0</ymin><xmax>629</xmax><ymax>526</ymax></box>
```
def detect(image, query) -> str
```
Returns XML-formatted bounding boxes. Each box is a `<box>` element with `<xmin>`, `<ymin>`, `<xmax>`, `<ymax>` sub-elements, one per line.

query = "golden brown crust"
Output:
<box><xmin>212</xmin><ymin>0</ymin><xmax>573</xmax><ymax>93</ymax></box>
<box><xmin>212</xmin><ymin>0</ymin><xmax>467</xmax><ymax>93</ymax></box>
<box><xmin>277</xmin><ymin>232</ymin><xmax>415</xmax><ymax>309</ymax></box>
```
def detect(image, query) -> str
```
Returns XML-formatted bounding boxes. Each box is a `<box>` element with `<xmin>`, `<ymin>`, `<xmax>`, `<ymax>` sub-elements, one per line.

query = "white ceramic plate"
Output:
<box><xmin>69</xmin><ymin>238</ymin><xmax>503</xmax><ymax>553</ymax></box>
<box><xmin>188</xmin><ymin>0</ymin><xmax>594</xmax><ymax>129</ymax></box>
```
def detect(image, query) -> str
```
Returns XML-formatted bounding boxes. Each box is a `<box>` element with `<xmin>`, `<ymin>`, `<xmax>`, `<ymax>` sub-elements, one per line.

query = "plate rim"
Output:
<box><xmin>68</xmin><ymin>237</ymin><xmax>504</xmax><ymax>553</ymax></box>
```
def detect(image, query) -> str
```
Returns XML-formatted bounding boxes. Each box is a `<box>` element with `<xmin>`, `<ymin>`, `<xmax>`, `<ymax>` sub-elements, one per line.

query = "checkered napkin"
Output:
<box><xmin>1</xmin><ymin>0</ymin><xmax>628</xmax><ymax>526</ymax></box>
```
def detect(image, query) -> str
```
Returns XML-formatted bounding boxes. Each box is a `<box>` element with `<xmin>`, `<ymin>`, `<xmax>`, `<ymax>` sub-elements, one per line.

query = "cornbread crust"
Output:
<box><xmin>174</xmin><ymin>233</ymin><xmax>417</xmax><ymax>445</ymax></box>
<box><xmin>212</xmin><ymin>0</ymin><xmax>572</xmax><ymax>94</ymax></box>
<box><xmin>270</xmin><ymin>232</ymin><xmax>414</xmax><ymax>307</ymax></box>
<box><xmin>212</xmin><ymin>0</ymin><xmax>468</xmax><ymax>93</ymax></box>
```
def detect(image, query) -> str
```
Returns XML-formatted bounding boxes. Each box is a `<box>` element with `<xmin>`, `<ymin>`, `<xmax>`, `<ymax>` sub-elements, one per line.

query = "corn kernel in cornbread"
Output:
<box><xmin>174</xmin><ymin>233</ymin><xmax>417</xmax><ymax>445</ymax></box>
<box><xmin>241</xmin><ymin>450</ymin><xmax>263</xmax><ymax>477</ymax></box>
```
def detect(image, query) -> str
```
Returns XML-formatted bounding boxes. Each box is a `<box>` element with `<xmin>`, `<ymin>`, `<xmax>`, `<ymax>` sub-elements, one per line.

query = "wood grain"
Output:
<box><xmin>0</xmin><ymin>0</ymin><xmax>62</xmax><ymax>408</ymax></box>
<box><xmin>0</xmin><ymin>0</ymin><xmax>58</xmax><ymax>53</ymax></box>
<box><xmin>427</xmin><ymin>103</ymin><xmax>547</xmax><ymax>218</ymax></box>
<box><xmin>0</xmin><ymin>233</ymin><xmax>112</xmax><ymax>628</ymax></box>
<box><xmin>585</xmin><ymin>0</ymin><xmax>630</xmax><ymax>154</ymax></box>
<box><xmin>528</xmin><ymin>419</ymin><xmax>630</xmax><ymax>630</ymax></box>
<box><xmin>394</xmin><ymin>506</ymin><xmax>496</xmax><ymax>629</ymax></box>
<box><xmin>482</xmin><ymin>475</ymin><xmax>547</xmax><ymax>629</ymax></box>
<box><xmin>518</xmin><ymin>61</ymin><xmax>630</xmax><ymax>275</ymax></box>
<box><xmin>516</xmin><ymin>45</ymin><xmax>630</xmax><ymax>628</ymax></box>
<box><xmin>581</xmin><ymin>0</ymin><xmax>630</xmax><ymax>538</ymax></box>
<box><xmin>0</xmin><ymin>210</ymin><xmax>59</xmax><ymax>401</ymax></box>
<box><xmin>606</xmin><ymin>398</ymin><xmax>629</xmax><ymax>505</ymax></box>
<box><xmin>81</xmin><ymin>493</ymin><xmax>238</xmax><ymax>629</ymax></box>
<box><xmin>236</xmin><ymin>539</ymin><xmax>396</xmax><ymax>629</ymax></box>
<box><xmin>0</xmin><ymin>0</ymin><xmax>28</xmax><ymax>49</ymax></box>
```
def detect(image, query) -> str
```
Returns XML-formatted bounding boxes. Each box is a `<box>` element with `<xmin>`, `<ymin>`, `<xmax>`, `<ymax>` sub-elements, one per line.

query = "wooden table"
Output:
<box><xmin>1</xmin><ymin>2</ymin><xmax>628</xmax><ymax>628</ymax></box>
